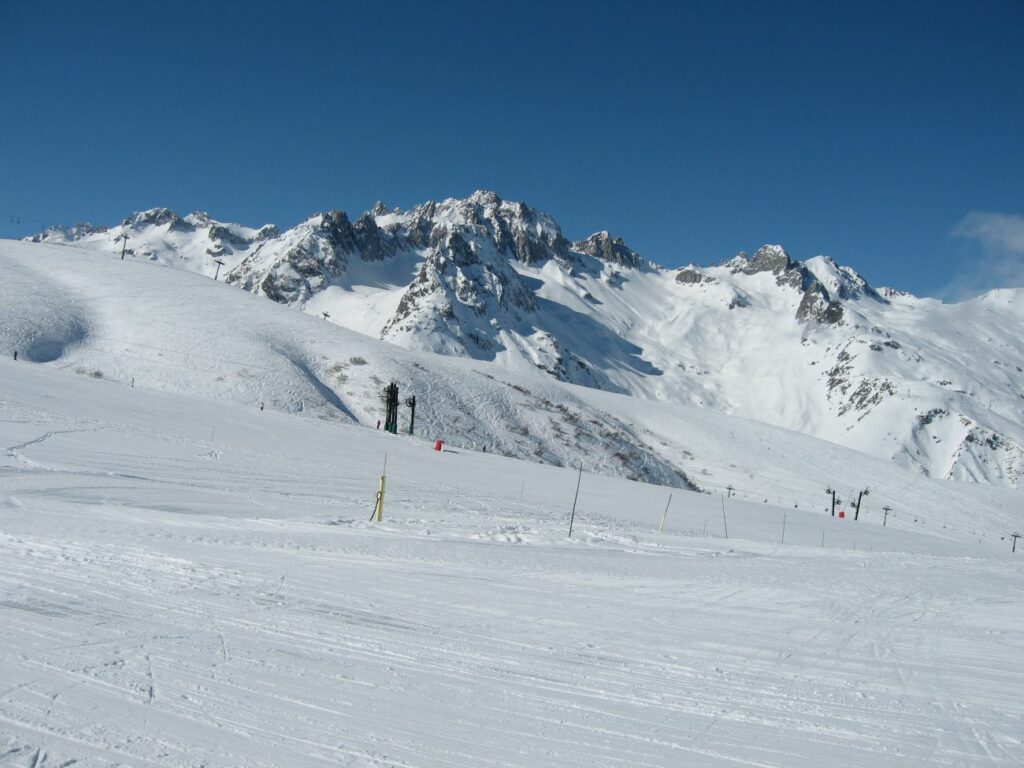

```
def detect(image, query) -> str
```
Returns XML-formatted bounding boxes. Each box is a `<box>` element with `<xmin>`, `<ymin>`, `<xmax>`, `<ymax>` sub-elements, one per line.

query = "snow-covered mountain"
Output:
<box><xmin>30</xmin><ymin>192</ymin><xmax>1024</xmax><ymax>487</ymax></box>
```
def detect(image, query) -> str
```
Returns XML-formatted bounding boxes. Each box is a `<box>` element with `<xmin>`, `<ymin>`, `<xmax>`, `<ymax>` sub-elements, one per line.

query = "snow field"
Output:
<box><xmin>1</xmin><ymin>361</ymin><xmax>1022</xmax><ymax>766</ymax></box>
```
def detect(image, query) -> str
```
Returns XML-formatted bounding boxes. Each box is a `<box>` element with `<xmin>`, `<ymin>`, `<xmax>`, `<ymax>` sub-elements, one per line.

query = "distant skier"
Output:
<box><xmin>12</xmin><ymin>351</ymin><xmax>17</xmax><ymax>361</ymax></box>
<box><xmin>376</xmin><ymin>419</ymin><xmax>381</xmax><ymax>430</ymax></box>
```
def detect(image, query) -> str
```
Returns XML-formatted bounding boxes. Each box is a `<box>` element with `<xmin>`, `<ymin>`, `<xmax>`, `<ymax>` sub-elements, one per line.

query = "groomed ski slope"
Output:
<box><xmin>1</xmin><ymin>358</ymin><xmax>1023</xmax><ymax>767</ymax></box>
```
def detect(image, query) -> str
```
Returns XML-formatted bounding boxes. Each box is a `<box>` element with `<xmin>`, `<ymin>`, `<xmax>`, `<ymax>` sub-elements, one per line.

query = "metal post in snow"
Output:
<box><xmin>405</xmin><ymin>396</ymin><xmax>417</xmax><ymax>435</ymax></box>
<box><xmin>658</xmin><ymin>493</ymin><xmax>673</xmax><ymax>533</ymax></box>
<box><xmin>882</xmin><ymin>506</ymin><xmax>892</xmax><ymax>527</ymax></box>
<box><xmin>721</xmin><ymin>495</ymin><xmax>729</xmax><ymax>539</ymax></box>
<box><xmin>781</xmin><ymin>513</ymin><xmax>786</xmax><ymax>544</ymax></box>
<box><xmin>568</xmin><ymin>463</ymin><xmax>582</xmax><ymax>538</ymax></box>
<box><xmin>213</xmin><ymin>258</ymin><xmax>225</xmax><ymax>281</ymax></box>
<box><xmin>1012</xmin><ymin>533</ymin><xmax>1021</xmax><ymax>553</ymax></box>
<box><xmin>854</xmin><ymin>488</ymin><xmax>869</xmax><ymax>521</ymax></box>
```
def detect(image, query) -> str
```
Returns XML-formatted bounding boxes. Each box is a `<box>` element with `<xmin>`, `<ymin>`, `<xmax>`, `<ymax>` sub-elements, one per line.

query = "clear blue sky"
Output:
<box><xmin>2</xmin><ymin>0</ymin><xmax>1022</xmax><ymax>298</ymax></box>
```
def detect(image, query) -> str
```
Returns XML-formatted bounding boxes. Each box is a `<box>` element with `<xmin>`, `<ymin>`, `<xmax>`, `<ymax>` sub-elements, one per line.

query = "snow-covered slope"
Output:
<box><xmin>28</xmin><ymin>197</ymin><xmax>1024</xmax><ymax>488</ymax></box>
<box><xmin>2</xmin><ymin>334</ymin><xmax>1023</xmax><ymax>767</ymax></box>
<box><xmin>1</xmin><ymin>239</ymin><xmax>1020</xmax><ymax>539</ymax></box>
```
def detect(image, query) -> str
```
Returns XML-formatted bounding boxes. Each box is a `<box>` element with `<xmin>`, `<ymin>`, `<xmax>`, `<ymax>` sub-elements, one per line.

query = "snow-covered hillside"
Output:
<box><xmin>1</xmin><ymin>239</ymin><xmax>1021</xmax><ymax>537</ymax></box>
<box><xmin>3</xmin><ymin>235</ymin><xmax>1023</xmax><ymax>766</ymax></box>
<box><xmin>2</xmin><ymin>335</ymin><xmax>1023</xmax><ymax>766</ymax></box>
<box><xmin>30</xmin><ymin>192</ymin><xmax>1024</xmax><ymax>488</ymax></box>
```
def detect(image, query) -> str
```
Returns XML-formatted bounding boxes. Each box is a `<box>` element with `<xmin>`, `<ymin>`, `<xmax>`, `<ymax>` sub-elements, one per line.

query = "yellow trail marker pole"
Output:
<box><xmin>374</xmin><ymin>474</ymin><xmax>386</xmax><ymax>522</ymax></box>
<box><xmin>659</xmin><ymin>493</ymin><xmax>673</xmax><ymax>533</ymax></box>
<box><xmin>370</xmin><ymin>452</ymin><xmax>388</xmax><ymax>523</ymax></box>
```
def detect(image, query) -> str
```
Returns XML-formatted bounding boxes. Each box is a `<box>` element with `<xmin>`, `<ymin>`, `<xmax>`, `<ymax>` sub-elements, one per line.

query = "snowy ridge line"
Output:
<box><xmin>24</xmin><ymin>195</ymin><xmax>1024</xmax><ymax>489</ymax></box>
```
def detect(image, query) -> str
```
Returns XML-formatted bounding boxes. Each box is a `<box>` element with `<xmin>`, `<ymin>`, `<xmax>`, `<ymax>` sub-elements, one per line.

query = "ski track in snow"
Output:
<box><xmin>0</xmin><ymin>364</ymin><xmax>1022</xmax><ymax>766</ymax></box>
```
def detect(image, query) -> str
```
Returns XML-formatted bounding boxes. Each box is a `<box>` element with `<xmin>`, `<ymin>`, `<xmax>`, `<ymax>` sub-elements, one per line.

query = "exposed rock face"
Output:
<box><xmin>795</xmin><ymin>281</ymin><xmax>845</xmax><ymax>324</ymax></box>
<box><xmin>318</xmin><ymin>210</ymin><xmax>357</xmax><ymax>252</ymax></box>
<box><xmin>732</xmin><ymin>245</ymin><xmax>853</xmax><ymax>325</ymax></box>
<box><xmin>228</xmin><ymin>211</ymin><xmax>360</xmax><ymax>304</ymax></box>
<box><xmin>30</xmin><ymin>222</ymin><xmax>108</xmax><ymax>242</ymax></box>
<box><xmin>126</xmin><ymin>208</ymin><xmax>186</xmax><ymax>229</ymax></box>
<box><xmin>574</xmin><ymin>232</ymin><xmax>644</xmax><ymax>269</ymax></box>
<box><xmin>742</xmin><ymin>244</ymin><xmax>796</xmax><ymax>277</ymax></box>
<box><xmin>675</xmin><ymin>266</ymin><xmax>713</xmax><ymax>285</ymax></box>
<box><xmin>380</xmin><ymin>204</ymin><xmax>544</xmax><ymax>355</ymax></box>
<box><xmin>353</xmin><ymin>212</ymin><xmax>393</xmax><ymax>262</ymax></box>
<box><xmin>209</xmin><ymin>224</ymin><xmax>252</xmax><ymax>249</ymax></box>
<box><xmin>255</xmin><ymin>224</ymin><xmax>279</xmax><ymax>241</ymax></box>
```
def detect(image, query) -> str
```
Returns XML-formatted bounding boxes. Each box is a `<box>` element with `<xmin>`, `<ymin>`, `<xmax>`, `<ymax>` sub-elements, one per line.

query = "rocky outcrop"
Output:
<box><xmin>796</xmin><ymin>281</ymin><xmax>844</xmax><ymax>324</ymax></box>
<box><xmin>574</xmin><ymin>232</ymin><xmax>644</xmax><ymax>269</ymax></box>
<box><xmin>675</xmin><ymin>266</ymin><xmax>713</xmax><ymax>285</ymax></box>
<box><xmin>30</xmin><ymin>222</ymin><xmax>108</xmax><ymax>242</ymax></box>
<box><xmin>382</xmin><ymin>224</ymin><xmax>538</xmax><ymax>347</ymax></box>
<box><xmin>227</xmin><ymin>211</ymin><xmax>358</xmax><ymax>304</ymax></box>
<box><xmin>733</xmin><ymin>245</ymin><xmax>846</xmax><ymax>324</ymax></box>
<box><xmin>353</xmin><ymin>212</ymin><xmax>394</xmax><ymax>262</ymax></box>
<box><xmin>125</xmin><ymin>208</ymin><xmax>187</xmax><ymax>230</ymax></box>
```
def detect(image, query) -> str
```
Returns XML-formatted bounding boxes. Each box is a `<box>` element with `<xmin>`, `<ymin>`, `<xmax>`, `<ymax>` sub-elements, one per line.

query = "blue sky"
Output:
<box><xmin>1</xmin><ymin>0</ymin><xmax>1022</xmax><ymax>298</ymax></box>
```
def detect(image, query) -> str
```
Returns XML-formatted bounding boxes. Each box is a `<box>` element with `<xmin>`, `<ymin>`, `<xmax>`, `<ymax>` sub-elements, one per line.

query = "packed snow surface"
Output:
<box><xmin>0</xmin><ymin>240</ymin><xmax>1022</xmax><ymax>766</ymax></box>
<box><xmin>2</xmin><ymin>355</ymin><xmax>1023</xmax><ymax>767</ymax></box>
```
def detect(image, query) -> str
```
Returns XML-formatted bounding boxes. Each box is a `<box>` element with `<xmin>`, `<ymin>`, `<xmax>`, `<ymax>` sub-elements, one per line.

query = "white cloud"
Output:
<box><xmin>946</xmin><ymin>211</ymin><xmax>1024</xmax><ymax>300</ymax></box>
<box><xmin>953</xmin><ymin>211</ymin><xmax>1024</xmax><ymax>253</ymax></box>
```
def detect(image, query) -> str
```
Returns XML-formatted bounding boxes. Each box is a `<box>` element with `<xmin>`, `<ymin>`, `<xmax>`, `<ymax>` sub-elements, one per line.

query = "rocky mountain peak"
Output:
<box><xmin>803</xmin><ymin>255</ymin><xmax>879</xmax><ymax>301</ymax></box>
<box><xmin>314</xmin><ymin>210</ymin><xmax>356</xmax><ymax>251</ymax></box>
<box><xmin>255</xmin><ymin>224</ymin><xmax>279</xmax><ymax>241</ymax></box>
<box><xmin>573</xmin><ymin>231</ymin><xmax>644</xmax><ymax>269</ymax></box>
<box><xmin>466</xmin><ymin>189</ymin><xmax>503</xmax><ymax>207</ymax></box>
<box><xmin>126</xmin><ymin>208</ymin><xmax>187</xmax><ymax>230</ymax></box>
<box><xmin>744</xmin><ymin>244</ymin><xmax>794</xmax><ymax>275</ymax></box>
